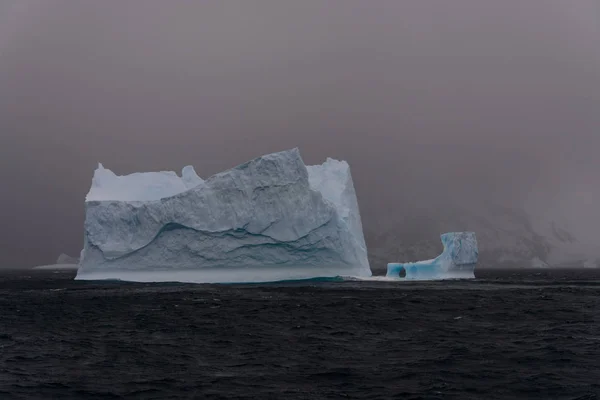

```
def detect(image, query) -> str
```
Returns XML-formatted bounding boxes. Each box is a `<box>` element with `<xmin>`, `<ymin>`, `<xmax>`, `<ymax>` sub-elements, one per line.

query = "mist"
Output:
<box><xmin>0</xmin><ymin>0</ymin><xmax>598</xmax><ymax>267</ymax></box>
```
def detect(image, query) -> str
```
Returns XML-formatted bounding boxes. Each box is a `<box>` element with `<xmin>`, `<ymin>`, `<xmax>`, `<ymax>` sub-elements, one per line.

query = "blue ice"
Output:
<box><xmin>387</xmin><ymin>232</ymin><xmax>478</xmax><ymax>280</ymax></box>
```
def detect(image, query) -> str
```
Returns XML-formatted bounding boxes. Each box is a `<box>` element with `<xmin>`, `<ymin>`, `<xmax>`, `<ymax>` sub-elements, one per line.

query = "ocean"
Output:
<box><xmin>0</xmin><ymin>268</ymin><xmax>599</xmax><ymax>399</ymax></box>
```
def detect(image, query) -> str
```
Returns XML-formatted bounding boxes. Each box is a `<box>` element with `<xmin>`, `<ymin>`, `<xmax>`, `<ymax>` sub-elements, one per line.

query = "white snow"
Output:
<box><xmin>181</xmin><ymin>165</ymin><xmax>203</xmax><ymax>189</ymax></box>
<box><xmin>86</xmin><ymin>163</ymin><xmax>204</xmax><ymax>202</ymax></box>
<box><xmin>76</xmin><ymin>148</ymin><xmax>371</xmax><ymax>283</ymax></box>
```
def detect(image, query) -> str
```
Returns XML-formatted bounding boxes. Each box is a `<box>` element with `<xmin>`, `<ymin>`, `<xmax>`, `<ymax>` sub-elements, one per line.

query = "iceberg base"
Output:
<box><xmin>75</xmin><ymin>264</ymin><xmax>369</xmax><ymax>284</ymax></box>
<box><xmin>386</xmin><ymin>261</ymin><xmax>475</xmax><ymax>280</ymax></box>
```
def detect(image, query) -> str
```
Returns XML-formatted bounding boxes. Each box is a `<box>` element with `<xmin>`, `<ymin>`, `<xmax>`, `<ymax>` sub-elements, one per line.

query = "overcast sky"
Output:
<box><xmin>0</xmin><ymin>1</ymin><xmax>598</xmax><ymax>267</ymax></box>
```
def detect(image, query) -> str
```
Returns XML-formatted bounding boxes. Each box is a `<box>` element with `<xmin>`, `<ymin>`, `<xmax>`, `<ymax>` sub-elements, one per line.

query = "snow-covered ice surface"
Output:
<box><xmin>86</xmin><ymin>163</ymin><xmax>204</xmax><ymax>202</ymax></box>
<box><xmin>76</xmin><ymin>148</ymin><xmax>371</xmax><ymax>283</ymax></box>
<box><xmin>386</xmin><ymin>232</ymin><xmax>478</xmax><ymax>280</ymax></box>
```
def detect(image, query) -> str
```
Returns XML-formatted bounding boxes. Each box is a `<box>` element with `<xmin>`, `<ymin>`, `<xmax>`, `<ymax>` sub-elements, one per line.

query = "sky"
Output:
<box><xmin>0</xmin><ymin>0</ymin><xmax>598</xmax><ymax>267</ymax></box>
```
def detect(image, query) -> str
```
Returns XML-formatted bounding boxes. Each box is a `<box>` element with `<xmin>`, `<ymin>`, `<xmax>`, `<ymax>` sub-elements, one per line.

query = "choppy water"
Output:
<box><xmin>0</xmin><ymin>268</ymin><xmax>599</xmax><ymax>399</ymax></box>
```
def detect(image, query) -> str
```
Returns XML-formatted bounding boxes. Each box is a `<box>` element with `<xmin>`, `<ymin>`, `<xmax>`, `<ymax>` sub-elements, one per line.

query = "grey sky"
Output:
<box><xmin>0</xmin><ymin>1</ymin><xmax>598</xmax><ymax>267</ymax></box>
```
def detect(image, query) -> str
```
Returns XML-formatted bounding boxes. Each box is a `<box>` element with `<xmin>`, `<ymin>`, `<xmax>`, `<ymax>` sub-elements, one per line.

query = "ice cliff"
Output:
<box><xmin>76</xmin><ymin>148</ymin><xmax>371</xmax><ymax>283</ymax></box>
<box><xmin>386</xmin><ymin>232</ymin><xmax>478</xmax><ymax>280</ymax></box>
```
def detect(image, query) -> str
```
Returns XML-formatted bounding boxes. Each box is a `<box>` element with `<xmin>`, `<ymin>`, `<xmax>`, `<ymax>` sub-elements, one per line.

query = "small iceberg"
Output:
<box><xmin>387</xmin><ymin>232</ymin><xmax>478</xmax><ymax>280</ymax></box>
<box><xmin>32</xmin><ymin>253</ymin><xmax>80</xmax><ymax>270</ymax></box>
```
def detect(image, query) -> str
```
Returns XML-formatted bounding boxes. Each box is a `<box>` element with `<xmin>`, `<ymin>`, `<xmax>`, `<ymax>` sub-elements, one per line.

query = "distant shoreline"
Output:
<box><xmin>32</xmin><ymin>264</ymin><xmax>79</xmax><ymax>270</ymax></box>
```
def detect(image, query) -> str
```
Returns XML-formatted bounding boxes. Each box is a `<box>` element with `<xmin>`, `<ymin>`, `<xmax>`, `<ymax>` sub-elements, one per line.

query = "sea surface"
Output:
<box><xmin>0</xmin><ymin>268</ymin><xmax>599</xmax><ymax>399</ymax></box>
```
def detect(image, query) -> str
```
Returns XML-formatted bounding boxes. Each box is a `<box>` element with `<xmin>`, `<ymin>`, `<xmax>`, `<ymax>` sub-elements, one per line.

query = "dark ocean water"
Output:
<box><xmin>0</xmin><ymin>268</ymin><xmax>599</xmax><ymax>400</ymax></box>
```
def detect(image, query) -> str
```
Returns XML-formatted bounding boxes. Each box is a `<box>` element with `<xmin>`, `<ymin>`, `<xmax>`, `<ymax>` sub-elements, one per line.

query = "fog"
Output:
<box><xmin>0</xmin><ymin>1</ymin><xmax>598</xmax><ymax>267</ymax></box>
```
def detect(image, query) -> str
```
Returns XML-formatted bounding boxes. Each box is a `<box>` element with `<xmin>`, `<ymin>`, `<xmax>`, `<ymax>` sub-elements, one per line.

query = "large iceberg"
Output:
<box><xmin>76</xmin><ymin>148</ymin><xmax>371</xmax><ymax>283</ymax></box>
<box><xmin>386</xmin><ymin>232</ymin><xmax>478</xmax><ymax>280</ymax></box>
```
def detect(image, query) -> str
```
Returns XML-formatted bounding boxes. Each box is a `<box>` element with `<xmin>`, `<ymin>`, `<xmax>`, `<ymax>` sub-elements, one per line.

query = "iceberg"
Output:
<box><xmin>76</xmin><ymin>148</ymin><xmax>371</xmax><ymax>283</ymax></box>
<box><xmin>386</xmin><ymin>232</ymin><xmax>478</xmax><ymax>280</ymax></box>
<box><xmin>531</xmin><ymin>257</ymin><xmax>549</xmax><ymax>269</ymax></box>
<box><xmin>32</xmin><ymin>253</ymin><xmax>80</xmax><ymax>270</ymax></box>
<box><xmin>56</xmin><ymin>253</ymin><xmax>79</xmax><ymax>265</ymax></box>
